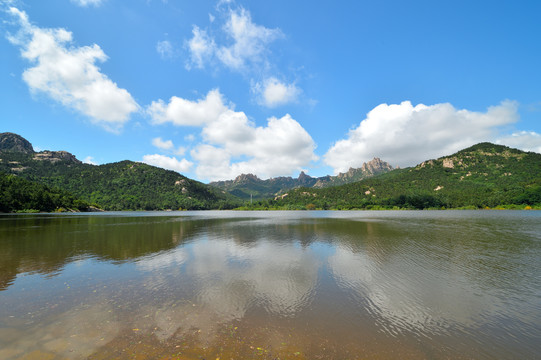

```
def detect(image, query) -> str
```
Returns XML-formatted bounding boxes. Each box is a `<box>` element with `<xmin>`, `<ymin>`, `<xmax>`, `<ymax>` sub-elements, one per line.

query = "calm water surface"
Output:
<box><xmin>0</xmin><ymin>210</ymin><xmax>540</xmax><ymax>359</ymax></box>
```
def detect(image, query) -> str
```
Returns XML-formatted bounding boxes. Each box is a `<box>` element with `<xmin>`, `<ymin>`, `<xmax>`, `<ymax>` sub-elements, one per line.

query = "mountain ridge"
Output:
<box><xmin>0</xmin><ymin>132</ymin><xmax>239</xmax><ymax>211</ymax></box>
<box><xmin>265</xmin><ymin>142</ymin><xmax>541</xmax><ymax>209</ymax></box>
<box><xmin>2</xmin><ymin>132</ymin><xmax>539</xmax><ymax>211</ymax></box>
<box><xmin>209</xmin><ymin>157</ymin><xmax>394</xmax><ymax>199</ymax></box>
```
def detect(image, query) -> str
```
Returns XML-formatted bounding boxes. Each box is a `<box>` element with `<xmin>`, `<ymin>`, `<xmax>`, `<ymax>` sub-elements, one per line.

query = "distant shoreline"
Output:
<box><xmin>4</xmin><ymin>205</ymin><xmax>540</xmax><ymax>214</ymax></box>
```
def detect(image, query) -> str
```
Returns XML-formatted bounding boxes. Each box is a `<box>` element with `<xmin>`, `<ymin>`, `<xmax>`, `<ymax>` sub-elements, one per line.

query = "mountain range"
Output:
<box><xmin>268</xmin><ymin>142</ymin><xmax>541</xmax><ymax>210</ymax></box>
<box><xmin>1</xmin><ymin>132</ymin><xmax>539</xmax><ymax>212</ymax></box>
<box><xmin>209</xmin><ymin>157</ymin><xmax>394</xmax><ymax>199</ymax></box>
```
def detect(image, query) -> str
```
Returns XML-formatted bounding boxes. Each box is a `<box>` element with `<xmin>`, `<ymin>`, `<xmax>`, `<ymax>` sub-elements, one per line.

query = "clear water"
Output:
<box><xmin>0</xmin><ymin>210</ymin><xmax>540</xmax><ymax>359</ymax></box>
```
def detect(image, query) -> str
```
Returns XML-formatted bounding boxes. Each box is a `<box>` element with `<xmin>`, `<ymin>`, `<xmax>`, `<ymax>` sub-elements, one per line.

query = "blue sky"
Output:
<box><xmin>1</xmin><ymin>0</ymin><xmax>540</xmax><ymax>182</ymax></box>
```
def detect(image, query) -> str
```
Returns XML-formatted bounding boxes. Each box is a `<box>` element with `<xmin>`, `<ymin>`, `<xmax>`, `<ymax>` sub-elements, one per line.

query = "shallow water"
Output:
<box><xmin>0</xmin><ymin>210</ymin><xmax>540</xmax><ymax>359</ymax></box>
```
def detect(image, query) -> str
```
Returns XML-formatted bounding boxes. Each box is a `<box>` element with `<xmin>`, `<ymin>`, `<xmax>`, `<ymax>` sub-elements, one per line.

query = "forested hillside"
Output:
<box><xmin>0</xmin><ymin>133</ymin><xmax>239</xmax><ymax>211</ymax></box>
<box><xmin>0</xmin><ymin>172</ymin><xmax>93</xmax><ymax>212</ymax></box>
<box><xmin>251</xmin><ymin>143</ymin><xmax>541</xmax><ymax>210</ymax></box>
<box><xmin>2</xmin><ymin>133</ymin><xmax>539</xmax><ymax>212</ymax></box>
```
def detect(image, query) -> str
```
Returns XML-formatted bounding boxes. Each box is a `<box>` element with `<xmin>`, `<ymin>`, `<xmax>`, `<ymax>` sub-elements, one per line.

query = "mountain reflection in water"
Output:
<box><xmin>0</xmin><ymin>211</ymin><xmax>540</xmax><ymax>359</ymax></box>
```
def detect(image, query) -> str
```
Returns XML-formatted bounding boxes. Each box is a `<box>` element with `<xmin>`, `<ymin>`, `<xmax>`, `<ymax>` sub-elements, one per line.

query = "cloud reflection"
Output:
<box><xmin>135</xmin><ymin>234</ymin><xmax>319</xmax><ymax>340</ymax></box>
<box><xmin>327</xmin><ymin>244</ymin><xmax>494</xmax><ymax>336</ymax></box>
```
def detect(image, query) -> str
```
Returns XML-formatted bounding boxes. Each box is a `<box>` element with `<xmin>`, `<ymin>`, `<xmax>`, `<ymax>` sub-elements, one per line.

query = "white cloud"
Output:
<box><xmin>495</xmin><ymin>131</ymin><xmax>541</xmax><ymax>153</ymax></box>
<box><xmin>70</xmin><ymin>0</ymin><xmax>105</xmax><ymax>7</ymax></box>
<box><xmin>147</xmin><ymin>89</ymin><xmax>229</xmax><ymax>126</ymax></box>
<box><xmin>83</xmin><ymin>156</ymin><xmax>97</xmax><ymax>165</ymax></box>
<box><xmin>185</xmin><ymin>6</ymin><xmax>305</xmax><ymax>109</ymax></box>
<box><xmin>253</xmin><ymin>77</ymin><xmax>300</xmax><ymax>107</ymax></box>
<box><xmin>152</xmin><ymin>137</ymin><xmax>187</xmax><ymax>156</ymax></box>
<box><xmin>324</xmin><ymin>100</ymin><xmax>519</xmax><ymax>173</ymax></box>
<box><xmin>216</xmin><ymin>7</ymin><xmax>282</xmax><ymax>70</ymax></box>
<box><xmin>186</xmin><ymin>7</ymin><xmax>282</xmax><ymax>72</ymax></box>
<box><xmin>174</xmin><ymin>147</ymin><xmax>187</xmax><ymax>156</ymax></box>
<box><xmin>190</xmin><ymin>144</ymin><xmax>232</xmax><ymax>181</ymax></box>
<box><xmin>192</xmin><ymin>112</ymin><xmax>318</xmax><ymax>181</ymax></box>
<box><xmin>186</xmin><ymin>26</ymin><xmax>215</xmax><ymax>69</ymax></box>
<box><xmin>156</xmin><ymin>40</ymin><xmax>174</xmax><ymax>59</ymax></box>
<box><xmin>7</xmin><ymin>7</ymin><xmax>138</xmax><ymax>132</ymax></box>
<box><xmin>148</xmin><ymin>89</ymin><xmax>317</xmax><ymax>181</ymax></box>
<box><xmin>152</xmin><ymin>137</ymin><xmax>174</xmax><ymax>150</ymax></box>
<box><xmin>142</xmin><ymin>154</ymin><xmax>193</xmax><ymax>174</ymax></box>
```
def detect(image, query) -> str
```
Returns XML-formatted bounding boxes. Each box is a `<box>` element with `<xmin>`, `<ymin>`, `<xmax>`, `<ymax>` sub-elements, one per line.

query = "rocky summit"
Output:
<box><xmin>0</xmin><ymin>132</ymin><xmax>34</xmax><ymax>154</ymax></box>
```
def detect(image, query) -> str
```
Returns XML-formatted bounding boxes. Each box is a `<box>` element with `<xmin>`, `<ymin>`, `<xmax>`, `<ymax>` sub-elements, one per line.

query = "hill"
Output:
<box><xmin>210</xmin><ymin>158</ymin><xmax>394</xmax><ymax>199</ymax></box>
<box><xmin>258</xmin><ymin>143</ymin><xmax>541</xmax><ymax>210</ymax></box>
<box><xmin>0</xmin><ymin>133</ymin><xmax>239</xmax><ymax>211</ymax></box>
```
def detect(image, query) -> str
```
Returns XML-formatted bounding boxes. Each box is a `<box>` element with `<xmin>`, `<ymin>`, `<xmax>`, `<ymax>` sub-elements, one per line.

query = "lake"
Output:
<box><xmin>0</xmin><ymin>210</ymin><xmax>540</xmax><ymax>359</ymax></box>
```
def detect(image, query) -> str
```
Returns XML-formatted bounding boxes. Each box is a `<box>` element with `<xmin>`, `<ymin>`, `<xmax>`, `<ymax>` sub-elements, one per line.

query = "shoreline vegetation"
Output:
<box><xmin>5</xmin><ymin>204</ymin><xmax>541</xmax><ymax>213</ymax></box>
<box><xmin>233</xmin><ymin>204</ymin><xmax>541</xmax><ymax>211</ymax></box>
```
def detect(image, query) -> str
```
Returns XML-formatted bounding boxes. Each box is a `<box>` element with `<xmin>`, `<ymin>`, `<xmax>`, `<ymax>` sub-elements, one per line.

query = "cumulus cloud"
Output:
<box><xmin>152</xmin><ymin>137</ymin><xmax>174</xmax><ymax>150</ymax></box>
<box><xmin>186</xmin><ymin>7</ymin><xmax>282</xmax><ymax>72</ymax></box>
<box><xmin>142</xmin><ymin>154</ymin><xmax>193</xmax><ymax>174</ymax></box>
<box><xmin>192</xmin><ymin>112</ymin><xmax>318</xmax><ymax>181</ymax></box>
<box><xmin>253</xmin><ymin>77</ymin><xmax>300</xmax><ymax>107</ymax></box>
<box><xmin>152</xmin><ymin>137</ymin><xmax>186</xmax><ymax>156</ymax></box>
<box><xmin>148</xmin><ymin>89</ymin><xmax>317</xmax><ymax>181</ymax></box>
<box><xmin>495</xmin><ymin>131</ymin><xmax>541</xmax><ymax>154</ymax></box>
<box><xmin>70</xmin><ymin>0</ymin><xmax>105</xmax><ymax>7</ymax></box>
<box><xmin>6</xmin><ymin>7</ymin><xmax>138</xmax><ymax>132</ymax></box>
<box><xmin>147</xmin><ymin>89</ymin><xmax>229</xmax><ymax>126</ymax></box>
<box><xmin>324</xmin><ymin>100</ymin><xmax>519</xmax><ymax>173</ymax></box>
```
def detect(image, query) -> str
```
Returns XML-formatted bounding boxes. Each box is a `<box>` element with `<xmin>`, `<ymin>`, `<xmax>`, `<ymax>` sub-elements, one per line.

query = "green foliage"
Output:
<box><xmin>211</xmin><ymin>174</ymin><xmax>311</xmax><ymax>200</ymax></box>
<box><xmin>272</xmin><ymin>143</ymin><xmax>541</xmax><ymax>210</ymax></box>
<box><xmin>0</xmin><ymin>151</ymin><xmax>241</xmax><ymax>211</ymax></box>
<box><xmin>0</xmin><ymin>172</ymin><xmax>93</xmax><ymax>212</ymax></box>
<box><xmin>2</xmin><ymin>135</ymin><xmax>539</xmax><ymax>212</ymax></box>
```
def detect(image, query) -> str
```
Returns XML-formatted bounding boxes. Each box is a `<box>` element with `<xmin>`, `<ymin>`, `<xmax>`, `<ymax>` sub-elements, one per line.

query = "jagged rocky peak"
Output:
<box><xmin>336</xmin><ymin>158</ymin><xmax>393</xmax><ymax>179</ymax></box>
<box><xmin>339</xmin><ymin>167</ymin><xmax>357</xmax><ymax>179</ymax></box>
<box><xmin>297</xmin><ymin>171</ymin><xmax>315</xmax><ymax>186</ymax></box>
<box><xmin>234</xmin><ymin>173</ymin><xmax>261</xmax><ymax>183</ymax></box>
<box><xmin>361</xmin><ymin>157</ymin><xmax>394</xmax><ymax>173</ymax></box>
<box><xmin>298</xmin><ymin>171</ymin><xmax>312</xmax><ymax>180</ymax></box>
<box><xmin>0</xmin><ymin>132</ymin><xmax>34</xmax><ymax>153</ymax></box>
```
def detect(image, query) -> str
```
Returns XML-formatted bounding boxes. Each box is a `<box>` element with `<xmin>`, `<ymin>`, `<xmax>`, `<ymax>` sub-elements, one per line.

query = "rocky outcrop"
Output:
<box><xmin>313</xmin><ymin>158</ymin><xmax>394</xmax><ymax>188</ymax></box>
<box><xmin>0</xmin><ymin>133</ymin><xmax>81</xmax><ymax>164</ymax></box>
<box><xmin>234</xmin><ymin>173</ymin><xmax>260</xmax><ymax>184</ymax></box>
<box><xmin>297</xmin><ymin>171</ymin><xmax>316</xmax><ymax>186</ymax></box>
<box><xmin>361</xmin><ymin>157</ymin><xmax>394</xmax><ymax>174</ymax></box>
<box><xmin>0</xmin><ymin>132</ymin><xmax>34</xmax><ymax>153</ymax></box>
<box><xmin>33</xmin><ymin>151</ymin><xmax>81</xmax><ymax>164</ymax></box>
